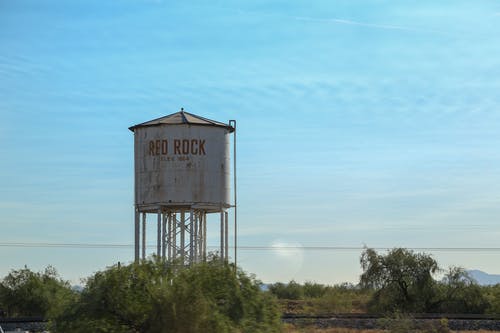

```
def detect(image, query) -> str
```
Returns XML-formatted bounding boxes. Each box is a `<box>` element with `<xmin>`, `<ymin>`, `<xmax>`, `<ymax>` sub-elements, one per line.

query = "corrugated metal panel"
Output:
<box><xmin>133</xmin><ymin>123</ymin><xmax>231</xmax><ymax>208</ymax></box>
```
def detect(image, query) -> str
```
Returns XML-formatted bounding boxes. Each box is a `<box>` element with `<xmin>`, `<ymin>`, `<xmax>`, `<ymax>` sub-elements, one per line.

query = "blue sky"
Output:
<box><xmin>1</xmin><ymin>0</ymin><xmax>500</xmax><ymax>284</ymax></box>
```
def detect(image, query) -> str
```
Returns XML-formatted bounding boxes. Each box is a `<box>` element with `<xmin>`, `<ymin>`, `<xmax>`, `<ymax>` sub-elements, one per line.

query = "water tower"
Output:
<box><xmin>129</xmin><ymin>109</ymin><xmax>236</xmax><ymax>265</ymax></box>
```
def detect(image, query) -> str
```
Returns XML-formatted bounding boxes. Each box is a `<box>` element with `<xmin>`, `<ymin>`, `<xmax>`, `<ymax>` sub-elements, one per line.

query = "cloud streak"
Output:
<box><xmin>294</xmin><ymin>16</ymin><xmax>452</xmax><ymax>35</ymax></box>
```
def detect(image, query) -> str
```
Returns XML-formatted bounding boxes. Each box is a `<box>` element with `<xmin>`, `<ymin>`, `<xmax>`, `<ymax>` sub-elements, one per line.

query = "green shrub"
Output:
<box><xmin>302</xmin><ymin>282</ymin><xmax>327</xmax><ymax>298</ymax></box>
<box><xmin>312</xmin><ymin>285</ymin><xmax>371</xmax><ymax>314</ymax></box>
<box><xmin>268</xmin><ymin>280</ymin><xmax>304</xmax><ymax>300</ymax></box>
<box><xmin>483</xmin><ymin>284</ymin><xmax>500</xmax><ymax>314</ymax></box>
<box><xmin>51</xmin><ymin>258</ymin><xmax>281</xmax><ymax>333</ymax></box>
<box><xmin>0</xmin><ymin>266</ymin><xmax>75</xmax><ymax>318</ymax></box>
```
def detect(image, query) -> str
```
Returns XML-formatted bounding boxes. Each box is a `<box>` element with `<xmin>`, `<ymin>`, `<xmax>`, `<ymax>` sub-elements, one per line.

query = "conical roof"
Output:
<box><xmin>129</xmin><ymin>109</ymin><xmax>234</xmax><ymax>132</ymax></box>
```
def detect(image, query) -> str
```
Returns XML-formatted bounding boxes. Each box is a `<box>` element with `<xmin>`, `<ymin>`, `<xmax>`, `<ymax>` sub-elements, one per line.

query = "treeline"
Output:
<box><xmin>0</xmin><ymin>258</ymin><xmax>281</xmax><ymax>333</ymax></box>
<box><xmin>268</xmin><ymin>248</ymin><xmax>500</xmax><ymax>315</ymax></box>
<box><xmin>1</xmin><ymin>248</ymin><xmax>499</xmax><ymax>332</ymax></box>
<box><xmin>268</xmin><ymin>281</ymin><xmax>371</xmax><ymax>313</ymax></box>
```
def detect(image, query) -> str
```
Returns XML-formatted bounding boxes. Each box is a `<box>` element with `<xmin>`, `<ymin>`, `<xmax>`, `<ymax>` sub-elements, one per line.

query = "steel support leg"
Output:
<box><xmin>203</xmin><ymin>212</ymin><xmax>207</xmax><ymax>261</ymax></box>
<box><xmin>142</xmin><ymin>212</ymin><xmax>146</xmax><ymax>260</ymax></box>
<box><xmin>157</xmin><ymin>209</ymin><xmax>162</xmax><ymax>258</ymax></box>
<box><xmin>193</xmin><ymin>212</ymin><xmax>197</xmax><ymax>263</ymax></box>
<box><xmin>180</xmin><ymin>211</ymin><xmax>185</xmax><ymax>263</ymax></box>
<box><xmin>225</xmin><ymin>211</ymin><xmax>229</xmax><ymax>263</ymax></box>
<box><xmin>189</xmin><ymin>209</ymin><xmax>194</xmax><ymax>265</ymax></box>
<box><xmin>220</xmin><ymin>211</ymin><xmax>224</xmax><ymax>262</ymax></box>
<box><xmin>172</xmin><ymin>213</ymin><xmax>177</xmax><ymax>261</ymax></box>
<box><xmin>162</xmin><ymin>212</ymin><xmax>167</xmax><ymax>260</ymax></box>
<box><xmin>134</xmin><ymin>209</ymin><xmax>140</xmax><ymax>262</ymax></box>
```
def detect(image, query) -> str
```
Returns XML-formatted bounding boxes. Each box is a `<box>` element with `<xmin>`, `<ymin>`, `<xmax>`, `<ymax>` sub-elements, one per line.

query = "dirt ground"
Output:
<box><xmin>283</xmin><ymin>327</ymin><xmax>500</xmax><ymax>333</ymax></box>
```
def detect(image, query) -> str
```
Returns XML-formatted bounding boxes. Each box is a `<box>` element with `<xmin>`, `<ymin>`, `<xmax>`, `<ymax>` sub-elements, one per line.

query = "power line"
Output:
<box><xmin>1</xmin><ymin>242</ymin><xmax>500</xmax><ymax>252</ymax></box>
<box><xmin>238</xmin><ymin>246</ymin><xmax>500</xmax><ymax>252</ymax></box>
<box><xmin>0</xmin><ymin>242</ymin><xmax>131</xmax><ymax>249</ymax></box>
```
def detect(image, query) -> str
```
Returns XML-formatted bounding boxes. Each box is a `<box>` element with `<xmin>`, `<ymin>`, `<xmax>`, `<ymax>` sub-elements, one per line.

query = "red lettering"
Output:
<box><xmin>199</xmin><ymin>140</ymin><xmax>206</xmax><ymax>155</ymax></box>
<box><xmin>155</xmin><ymin>140</ymin><xmax>160</xmax><ymax>155</ymax></box>
<box><xmin>161</xmin><ymin>140</ymin><xmax>168</xmax><ymax>155</ymax></box>
<box><xmin>152</xmin><ymin>138</ymin><xmax>206</xmax><ymax>156</ymax></box>
<box><xmin>190</xmin><ymin>139</ymin><xmax>198</xmax><ymax>155</ymax></box>
<box><xmin>174</xmin><ymin>139</ymin><xmax>181</xmax><ymax>154</ymax></box>
<box><xmin>182</xmin><ymin>139</ymin><xmax>190</xmax><ymax>154</ymax></box>
<box><xmin>149</xmin><ymin>141</ymin><xmax>155</xmax><ymax>155</ymax></box>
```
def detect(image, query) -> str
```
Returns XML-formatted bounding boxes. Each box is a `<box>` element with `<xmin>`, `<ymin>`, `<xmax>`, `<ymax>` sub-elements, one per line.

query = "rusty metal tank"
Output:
<box><xmin>129</xmin><ymin>110</ymin><xmax>234</xmax><ymax>212</ymax></box>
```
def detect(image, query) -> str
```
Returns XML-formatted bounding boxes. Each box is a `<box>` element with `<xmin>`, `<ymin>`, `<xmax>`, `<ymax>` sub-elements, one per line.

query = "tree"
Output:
<box><xmin>268</xmin><ymin>281</ymin><xmax>304</xmax><ymax>300</ymax></box>
<box><xmin>360</xmin><ymin>248</ymin><xmax>439</xmax><ymax>313</ymax></box>
<box><xmin>438</xmin><ymin>267</ymin><xmax>488</xmax><ymax>313</ymax></box>
<box><xmin>0</xmin><ymin>266</ymin><xmax>75</xmax><ymax>318</ymax></box>
<box><xmin>303</xmin><ymin>281</ymin><xmax>328</xmax><ymax>298</ymax></box>
<box><xmin>483</xmin><ymin>283</ymin><xmax>500</xmax><ymax>314</ymax></box>
<box><xmin>52</xmin><ymin>257</ymin><xmax>281</xmax><ymax>333</ymax></box>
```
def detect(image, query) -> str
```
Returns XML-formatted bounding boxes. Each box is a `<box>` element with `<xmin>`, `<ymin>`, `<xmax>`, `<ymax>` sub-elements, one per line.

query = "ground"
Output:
<box><xmin>283</xmin><ymin>327</ymin><xmax>500</xmax><ymax>333</ymax></box>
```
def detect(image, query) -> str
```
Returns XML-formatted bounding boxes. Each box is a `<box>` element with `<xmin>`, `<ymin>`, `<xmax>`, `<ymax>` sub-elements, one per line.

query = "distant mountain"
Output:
<box><xmin>467</xmin><ymin>270</ymin><xmax>500</xmax><ymax>286</ymax></box>
<box><xmin>71</xmin><ymin>285</ymin><xmax>84</xmax><ymax>292</ymax></box>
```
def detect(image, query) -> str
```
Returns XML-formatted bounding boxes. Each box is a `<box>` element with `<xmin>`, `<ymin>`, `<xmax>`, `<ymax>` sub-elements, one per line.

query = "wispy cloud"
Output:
<box><xmin>295</xmin><ymin>16</ymin><xmax>451</xmax><ymax>35</ymax></box>
<box><xmin>181</xmin><ymin>4</ymin><xmax>450</xmax><ymax>36</ymax></box>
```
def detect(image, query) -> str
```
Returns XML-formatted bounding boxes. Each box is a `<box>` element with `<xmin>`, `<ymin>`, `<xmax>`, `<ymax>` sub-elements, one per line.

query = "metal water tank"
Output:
<box><xmin>129</xmin><ymin>110</ymin><xmax>234</xmax><ymax>212</ymax></box>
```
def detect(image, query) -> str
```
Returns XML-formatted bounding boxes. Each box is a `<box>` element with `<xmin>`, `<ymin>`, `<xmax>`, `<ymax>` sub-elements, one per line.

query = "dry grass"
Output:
<box><xmin>283</xmin><ymin>327</ymin><xmax>500</xmax><ymax>333</ymax></box>
<box><xmin>282</xmin><ymin>327</ymin><xmax>381</xmax><ymax>333</ymax></box>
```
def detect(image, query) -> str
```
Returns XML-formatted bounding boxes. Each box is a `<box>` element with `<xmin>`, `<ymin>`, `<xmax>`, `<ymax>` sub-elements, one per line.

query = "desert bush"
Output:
<box><xmin>437</xmin><ymin>267</ymin><xmax>488</xmax><ymax>313</ymax></box>
<box><xmin>360</xmin><ymin>248</ymin><xmax>490</xmax><ymax>314</ymax></box>
<box><xmin>0</xmin><ymin>266</ymin><xmax>75</xmax><ymax>318</ymax></box>
<box><xmin>482</xmin><ymin>284</ymin><xmax>500</xmax><ymax>315</ymax></box>
<box><xmin>303</xmin><ymin>282</ymin><xmax>328</xmax><ymax>298</ymax></box>
<box><xmin>269</xmin><ymin>280</ymin><xmax>304</xmax><ymax>300</ymax></box>
<box><xmin>51</xmin><ymin>257</ymin><xmax>281</xmax><ymax>333</ymax></box>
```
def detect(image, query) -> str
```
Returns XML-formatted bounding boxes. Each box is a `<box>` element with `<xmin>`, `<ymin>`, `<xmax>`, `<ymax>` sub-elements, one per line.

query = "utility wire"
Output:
<box><xmin>1</xmin><ymin>242</ymin><xmax>500</xmax><ymax>252</ymax></box>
